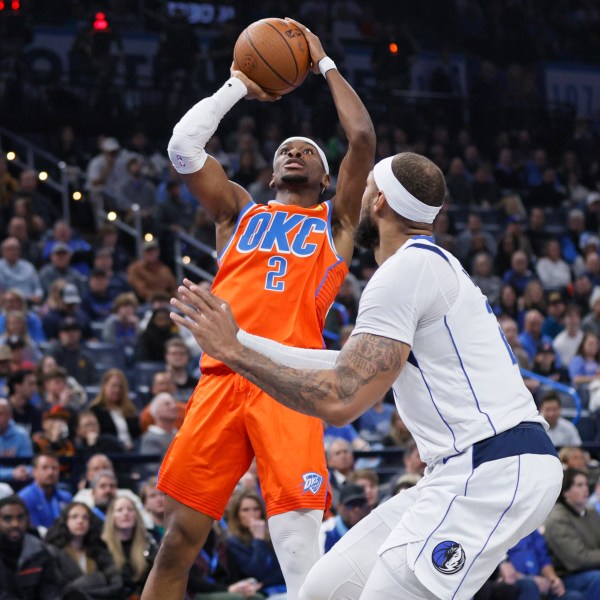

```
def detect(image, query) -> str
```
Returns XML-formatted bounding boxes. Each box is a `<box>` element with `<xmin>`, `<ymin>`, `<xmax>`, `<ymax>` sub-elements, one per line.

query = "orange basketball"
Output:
<box><xmin>233</xmin><ymin>18</ymin><xmax>311</xmax><ymax>95</ymax></box>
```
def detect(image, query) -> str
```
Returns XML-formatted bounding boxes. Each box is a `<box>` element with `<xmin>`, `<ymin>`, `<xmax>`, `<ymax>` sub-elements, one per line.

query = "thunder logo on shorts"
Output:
<box><xmin>300</xmin><ymin>472</ymin><xmax>323</xmax><ymax>494</ymax></box>
<box><xmin>432</xmin><ymin>541</ymin><xmax>466</xmax><ymax>575</ymax></box>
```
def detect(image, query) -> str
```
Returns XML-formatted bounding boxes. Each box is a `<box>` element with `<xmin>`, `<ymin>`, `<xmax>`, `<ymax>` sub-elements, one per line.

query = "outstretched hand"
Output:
<box><xmin>170</xmin><ymin>279</ymin><xmax>243</xmax><ymax>363</ymax></box>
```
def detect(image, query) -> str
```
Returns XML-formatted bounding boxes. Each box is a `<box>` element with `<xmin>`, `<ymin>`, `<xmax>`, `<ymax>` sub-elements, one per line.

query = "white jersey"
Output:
<box><xmin>353</xmin><ymin>236</ymin><xmax>544</xmax><ymax>465</ymax></box>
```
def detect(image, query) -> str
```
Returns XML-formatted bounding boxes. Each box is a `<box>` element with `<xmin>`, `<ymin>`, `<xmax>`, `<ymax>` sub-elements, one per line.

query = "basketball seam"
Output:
<box><xmin>245</xmin><ymin>23</ymin><xmax>298</xmax><ymax>89</ymax></box>
<box><xmin>262</xmin><ymin>21</ymin><xmax>300</xmax><ymax>82</ymax></box>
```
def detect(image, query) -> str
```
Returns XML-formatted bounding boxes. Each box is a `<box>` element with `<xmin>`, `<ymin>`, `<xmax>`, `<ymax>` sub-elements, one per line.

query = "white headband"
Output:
<box><xmin>275</xmin><ymin>136</ymin><xmax>329</xmax><ymax>175</ymax></box>
<box><xmin>373</xmin><ymin>157</ymin><xmax>441</xmax><ymax>224</ymax></box>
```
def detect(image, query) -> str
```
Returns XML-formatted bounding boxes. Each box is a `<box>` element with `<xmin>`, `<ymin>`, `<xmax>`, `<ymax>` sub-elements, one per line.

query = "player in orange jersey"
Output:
<box><xmin>141</xmin><ymin>18</ymin><xmax>375</xmax><ymax>600</ymax></box>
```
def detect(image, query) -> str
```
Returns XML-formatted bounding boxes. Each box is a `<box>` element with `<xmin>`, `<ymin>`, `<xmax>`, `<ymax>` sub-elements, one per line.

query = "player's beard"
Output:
<box><xmin>280</xmin><ymin>173</ymin><xmax>309</xmax><ymax>183</ymax></box>
<box><xmin>355</xmin><ymin>207</ymin><xmax>379</xmax><ymax>250</ymax></box>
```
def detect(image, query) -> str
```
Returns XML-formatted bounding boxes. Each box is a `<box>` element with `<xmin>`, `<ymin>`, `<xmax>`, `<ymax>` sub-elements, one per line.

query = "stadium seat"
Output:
<box><xmin>84</xmin><ymin>341</ymin><xmax>127</xmax><ymax>379</ymax></box>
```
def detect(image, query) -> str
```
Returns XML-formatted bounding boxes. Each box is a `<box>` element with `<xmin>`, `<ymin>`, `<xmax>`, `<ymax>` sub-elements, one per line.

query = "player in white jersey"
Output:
<box><xmin>169</xmin><ymin>152</ymin><xmax>563</xmax><ymax>600</ymax></box>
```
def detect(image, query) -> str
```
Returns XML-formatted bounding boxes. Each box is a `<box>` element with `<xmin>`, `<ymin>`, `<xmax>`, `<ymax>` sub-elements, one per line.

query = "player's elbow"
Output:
<box><xmin>323</xmin><ymin>403</ymin><xmax>354</xmax><ymax>427</ymax></box>
<box><xmin>347</xmin><ymin>125</ymin><xmax>375</xmax><ymax>151</ymax></box>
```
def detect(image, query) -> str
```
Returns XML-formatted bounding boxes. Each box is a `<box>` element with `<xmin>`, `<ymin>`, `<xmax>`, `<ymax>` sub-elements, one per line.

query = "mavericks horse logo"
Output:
<box><xmin>432</xmin><ymin>541</ymin><xmax>466</xmax><ymax>575</ymax></box>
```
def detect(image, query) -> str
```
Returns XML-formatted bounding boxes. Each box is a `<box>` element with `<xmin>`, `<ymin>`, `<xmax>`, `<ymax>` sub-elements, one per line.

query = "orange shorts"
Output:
<box><xmin>158</xmin><ymin>371</ymin><xmax>331</xmax><ymax>520</ymax></box>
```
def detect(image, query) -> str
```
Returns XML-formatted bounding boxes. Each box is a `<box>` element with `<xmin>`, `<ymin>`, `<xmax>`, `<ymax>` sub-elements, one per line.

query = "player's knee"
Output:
<box><xmin>158</xmin><ymin>523</ymin><xmax>202</xmax><ymax>569</ymax></box>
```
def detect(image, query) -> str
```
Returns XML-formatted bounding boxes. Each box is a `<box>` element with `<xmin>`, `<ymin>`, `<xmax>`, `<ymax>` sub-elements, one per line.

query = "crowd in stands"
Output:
<box><xmin>1</xmin><ymin>0</ymin><xmax>600</xmax><ymax>598</ymax></box>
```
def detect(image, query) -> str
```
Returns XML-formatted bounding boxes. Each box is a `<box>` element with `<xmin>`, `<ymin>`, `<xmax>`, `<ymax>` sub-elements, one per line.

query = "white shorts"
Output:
<box><xmin>300</xmin><ymin>422</ymin><xmax>563</xmax><ymax>600</ymax></box>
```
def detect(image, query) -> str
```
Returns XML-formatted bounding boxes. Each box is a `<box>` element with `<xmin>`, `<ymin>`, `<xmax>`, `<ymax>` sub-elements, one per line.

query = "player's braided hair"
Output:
<box><xmin>391</xmin><ymin>153</ymin><xmax>446</xmax><ymax>208</ymax></box>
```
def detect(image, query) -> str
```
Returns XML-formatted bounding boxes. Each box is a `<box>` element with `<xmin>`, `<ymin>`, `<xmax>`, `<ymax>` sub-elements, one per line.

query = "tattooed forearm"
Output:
<box><xmin>226</xmin><ymin>333</ymin><xmax>405</xmax><ymax>421</ymax></box>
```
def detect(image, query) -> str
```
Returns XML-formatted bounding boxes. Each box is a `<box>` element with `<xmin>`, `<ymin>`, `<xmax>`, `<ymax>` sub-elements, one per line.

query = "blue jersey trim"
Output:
<box><xmin>414</xmin><ymin>494</ymin><xmax>459</xmax><ymax>566</ymax></box>
<box><xmin>417</xmin><ymin>358</ymin><xmax>460</xmax><ymax>454</ymax></box>
<box><xmin>444</xmin><ymin>316</ymin><xmax>497</xmax><ymax>436</ymax></box>
<box><xmin>408</xmin><ymin>242</ymin><xmax>449</xmax><ymax>262</ymax></box>
<box><xmin>451</xmin><ymin>457</ymin><xmax>521</xmax><ymax>599</ymax></box>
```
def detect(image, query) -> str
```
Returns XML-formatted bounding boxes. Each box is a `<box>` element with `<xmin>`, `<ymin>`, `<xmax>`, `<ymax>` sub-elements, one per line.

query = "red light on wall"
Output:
<box><xmin>11</xmin><ymin>0</ymin><xmax>19</xmax><ymax>9</ymax></box>
<box><xmin>93</xmin><ymin>12</ymin><xmax>109</xmax><ymax>30</ymax></box>
<box><xmin>389</xmin><ymin>43</ymin><xmax>399</xmax><ymax>55</ymax></box>
<box><xmin>0</xmin><ymin>1</ymin><xmax>5</xmax><ymax>10</ymax></box>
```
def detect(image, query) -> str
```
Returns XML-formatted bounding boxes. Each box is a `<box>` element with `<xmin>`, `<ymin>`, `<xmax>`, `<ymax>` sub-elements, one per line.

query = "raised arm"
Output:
<box><xmin>170</xmin><ymin>280</ymin><xmax>407</xmax><ymax>424</ymax></box>
<box><xmin>167</xmin><ymin>70</ymin><xmax>279</xmax><ymax>248</ymax></box>
<box><xmin>286</xmin><ymin>20</ymin><xmax>376</xmax><ymax>263</ymax></box>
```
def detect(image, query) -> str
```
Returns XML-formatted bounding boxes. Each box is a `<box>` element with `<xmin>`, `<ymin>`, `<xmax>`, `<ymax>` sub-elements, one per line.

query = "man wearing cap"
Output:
<box><xmin>176</xmin><ymin>152</ymin><xmax>562</xmax><ymax>599</ymax></box>
<box><xmin>143</xmin><ymin>20</ymin><xmax>375</xmax><ymax>600</ymax></box>
<box><xmin>85</xmin><ymin>136</ymin><xmax>130</xmax><ymax>200</ymax></box>
<box><xmin>318</xmin><ymin>484</ymin><xmax>370</xmax><ymax>555</ymax></box>
<box><xmin>127</xmin><ymin>240</ymin><xmax>177</xmax><ymax>303</ymax></box>
<box><xmin>38</xmin><ymin>241</ymin><xmax>86</xmax><ymax>298</ymax></box>
<box><xmin>0</xmin><ymin>237</ymin><xmax>43</xmax><ymax>305</ymax></box>
<box><xmin>45</xmin><ymin>317</ymin><xmax>95</xmax><ymax>386</ymax></box>
<box><xmin>543</xmin><ymin>291</ymin><xmax>567</xmax><ymax>339</ymax></box>
<box><xmin>41</xmin><ymin>282</ymin><xmax>92</xmax><ymax>341</ymax></box>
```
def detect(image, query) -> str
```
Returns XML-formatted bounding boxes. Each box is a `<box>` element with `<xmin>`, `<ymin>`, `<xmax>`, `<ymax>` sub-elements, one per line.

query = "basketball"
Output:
<box><xmin>233</xmin><ymin>18</ymin><xmax>311</xmax><ymax>95</ymax></box>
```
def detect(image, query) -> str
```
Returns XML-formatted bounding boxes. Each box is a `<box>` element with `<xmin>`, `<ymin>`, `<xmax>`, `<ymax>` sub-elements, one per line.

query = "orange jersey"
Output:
<box><xmin>201</xmin><ymin>199</ymin><xmax>348</xmax><ymax>373</ymax></box>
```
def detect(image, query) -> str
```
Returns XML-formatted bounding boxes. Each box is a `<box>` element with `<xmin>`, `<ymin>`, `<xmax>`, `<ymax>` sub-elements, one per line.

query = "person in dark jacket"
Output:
<box><xmin>0</xmin><ymin>494</ymin><xmax>61</xmax><ymax>600</ymax></box>
<box><xmin>224</xmin><ymin>489</ymin><xmax>286</xmax><ymax>597</ymax></box>
<box><xmin>45</xmin><ymin>501</ymin><xmax>124</xmax><ymax>600</ymax></box>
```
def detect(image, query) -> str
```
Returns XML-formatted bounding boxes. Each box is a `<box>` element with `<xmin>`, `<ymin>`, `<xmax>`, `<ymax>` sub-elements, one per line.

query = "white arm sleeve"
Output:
<box><xmin>167</xmin><ymin>77</ymin><xmax>247</xmax><ymax>174</ymax></box>
<box><xmin>237</xmin><ymin>330</ymin><xmax>339</xmax><ymax>369</ymax></box>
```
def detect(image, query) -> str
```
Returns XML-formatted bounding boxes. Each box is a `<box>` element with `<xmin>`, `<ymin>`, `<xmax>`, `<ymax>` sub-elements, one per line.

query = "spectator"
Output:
<box><xmin>456</xmin><ymin>213</ymin><xmax>497</xmax><ymax>266</ymax></box>
<box><xmin>539</xmin><ymin>392</ymin><xmax>582</xmax><ymax>447</ymax></box>
<box><xmin>39</xmin><ymin>242</ymin><xmax>87</xmax><ymax>298</ymax></box>
<box><xmin>42</xmin><ymin>220</ymin><xmax>93</xmax><ymax>276</ymax></box>
<box><xmin>582</xmin><ymin>287</ymin><xmax>600</xmax><ymax>339</ymax></box>
<box><xmin>76</xmin><ymin>469</ymin><xmax>118</xmax><ymax>522</ymax></box>
<box><xmin>45</xmin><ymin>317</ymin><xmax>96</xmax><ymax>386</ymax></box>
<box><xmin>38</xmin><ymin>364</ymin><xmax>86</xmax><ymax>414</ymax></box>
<box><xmin>542</xmin><ymin>292</ymin><xmax>566</xmax><ymax>340</ymax></box>
<box><xmin>558</xmin><ymin>447</ymin><xmax>588</xmax><ymax>472</ymax></box>
<box><xmin>74</xmin><ymin>411</ymin><xmax>124</xmax><ymax>464</ymax></box>
<box><xmin>554</xmin><ymin>305</ymin><xmax>584</xmax><ymax>368</ymax></box>
<box><xmin>93</xmin><ymin>246</ymin><xmax>131</xmax><ymax>296</ymax></box>
<box><xmin>382</xmin><ymin>411</ymin><xmax>414</xmax><ymax>452</ymax></box>
<box><xmin>163</xmin><ymin>337</ymin><xmax>196</xmax><ymax>402</ymax></box>
<box><xmin>140</xmin><ymin>477</ymin><xmax>165</xmax><ymax>543</ymax></box>
<box><xmin>80</xmin><ymin>268</ymin><xmax>115</xmax><ymax>323</ymax></box>
<box><xmin>568</xmin><ymin>332</ymin><xmax>600</xmax><ymax>386</ymax></box>
<box><xmin>531</xmin><ymin>343</ymin><xmax>570</xmax><ymax>388</ymax></box>
<box><xmin>0</xmin><ymin>156</ymin><xmax>18</xmax><ymax>217</ymax></box>
<box><xmin>88</xmin><ymin>369</ymin><xmax>140</xmax><ymax>450</ymax></box>
<box><xmin>0</xmin><ymin>237</ymin><xmax>43</xmax><ymax>304</ymax></box>
<box><xmin>224</xmin><ymin>489</ymin><xmax>286</xmax><ymax>597</ymax></box>
<box><xmin>15</xmin><ymin>168</ymin><xmax>57</xmax><ymax>228</ymax></box>
<box><xmin>503</xmin><ymin>250</ymin><xmax>537</xmax><ymax>296</ymax></box>
<box><xmin>6</xmin><ymin>216</ymin><xmax>43</xmax><ymax>267</ymax></box>
<box><xmin>0</xmin><ymin>289</ymin><xmax>46</xmax><ymax>343</ymax></box>
<box><xmin>323</xmin><ymin>421</ymin><xmax>369</xmax><ymax>451</ymax></box>
<box><xmin>31</xmin><ymin>410</ymin><xmax>76</xmax><ymax>474</ymax></box>
<box><xmin>102</xmin><ymin>495</ymin><xmax>158</xmax><ymax>598</ymax></box>
<box><xmin>41</xmin><ymin>281</ymin><xmax>93</xmax><ymax>341</ymax></box>
<box><xmin>3</xmin><ymin>326</ymin><xmax>42</xmax><ymax>367</ymax></box>
<box><xmin>493</xmin><ymin>284</ymin><xmax>523</xmax><ymax>326</ymax></box>
<box><xmin>471</xmin><ymin>252</ymin><xmax>503</xmax><ymax>305</ymax></box>
<box><xmin>0</xmin><ymin>398</ymin><xmax>32</xmax><ymax>484</ymax></box>
<box><xmin>522</xmin><ymin>280</ymin><xmax>548</xmax><ymax>315</ymax></box>
<box><xmin>508</xmin><ymin>528</ymin><xmax>582</xmax><ymax>600</ymax></box>
<box><xmin>348</xmin><ymin>468</ymin><xmax>379</xmax><ymax>510</ymax></box>
<box><xmin>401</xmin><ymin>440</ymin><xmax>427</xmax><ymax>478</ymax></box>
<box><xmin>11</xmin><ymin>195</ymin><xmax>46</xmax><ymax>242</ymax></box>
<box><xmin>544</xmin><ymin>468</ymin><xmax>600</xmax><ymax>598</ymax></box>
<box><xmin>18</xmin><ymin>452</ymin><xmax>72</xmax><ymax>531</ymax></box>
<box><xmin>319</xmin><ymin>483</ymin><xmax>370</xmax><ymax>555</ymax></box>
<box><xmin>139</xmin><ymin>371</ymin><xmax>185</xmax><ymax>433</ymax></box>
<box><xmin>45</xmin><ymin>501</ymin><xmax>124</xmax><ymax>599</ymax></box>
<box><xmin>358</xmin><ymin>395</ymin><xmax>395</xmax><ymax>442</ymax></box>
<box><xmin>0</xmin><ymin>344</ymin><xmax>12</xmax><ymax>396</ymax></box>
<box><xmin>8</xmin><ymin>369</ymin><xmax>42</xmax><ymax>435</ymax></box>
<box><xmin>0</xmin><ymin>494</ymin><xmax>61</xmax><ymax>598</ymax></box>
<box><xmin>75</xmin><ymin>454</ymin><xmax>114</xmax><ymax>493</ymax></box>
<box><xmin>536</xmin><ymin>239</ymin><xmax>572</xmax><ymax>292</ymax></box>
<box><xmin>101</xmin><ymin>291</ymin><xmax>140</xmax><ymax>358</ymax></box>
<box><xmin>85</xmin><ymin>137</ymin><xmax>129</xmax><ymax>203</ymax></box>
<box><xmin>126</xmin><ymin>240</ymin><xmax>177</xmax><ymax>303</ymax></box>
<box><xmin>117</xmin><ymin>156</ymin><xmax>157</xmax><ymax>228</ymax></box>
<box><xmin>135</xmin><ymin>307</ymin><xmax>177</xmax><ymax>362</ymax></box>
<box><xmin>139</xmin><ymin>392</ymin><xmax>179</xmax><ymax>477</ymax></box>
<box><xmin>326</xmin><ymin>438</ymin><xmax>355</xmax><ymax>506</ymax></box>
<box><xmin>525</xmin><ymin>207</ymin><xmax>552</xmax><ymax>257</ymax></box>
<box><xmin>519</xmin><ymin>310</ymin><xmax>553</xmax><ymax>364</ymax></box>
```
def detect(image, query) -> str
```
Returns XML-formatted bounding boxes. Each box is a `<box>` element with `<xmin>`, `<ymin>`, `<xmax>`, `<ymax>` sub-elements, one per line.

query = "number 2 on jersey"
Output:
<box><xmin>265</xmin><ymin>256</ymin><xmax>288</xmax><ymax>291</ymax></box>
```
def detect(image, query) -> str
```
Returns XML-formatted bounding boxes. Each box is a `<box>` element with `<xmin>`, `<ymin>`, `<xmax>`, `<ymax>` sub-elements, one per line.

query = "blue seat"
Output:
<box><xmin>133</xmin><ymin>361</ymin><xmax>166</xmax><ymax>394</ymax></box>
<box><xmin>84</xmin><ymin>341</ymin><xmax>126</xmax><ymax>380</ymax></box>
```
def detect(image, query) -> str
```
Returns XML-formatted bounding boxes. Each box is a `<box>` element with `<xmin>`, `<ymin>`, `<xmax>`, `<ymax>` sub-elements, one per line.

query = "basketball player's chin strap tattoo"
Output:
<box><xmin>234</xmin><ymin>330</ymin><xmax>403</xmax><ymax>418</ymax></box>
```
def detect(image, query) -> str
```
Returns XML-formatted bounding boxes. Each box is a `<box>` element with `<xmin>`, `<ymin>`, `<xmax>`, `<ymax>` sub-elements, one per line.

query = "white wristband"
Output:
<box><xmin>318</xmin><ymin>57</ymin><xmax>337</xmax><ymax>78</ymax></box>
